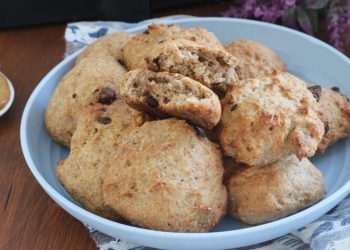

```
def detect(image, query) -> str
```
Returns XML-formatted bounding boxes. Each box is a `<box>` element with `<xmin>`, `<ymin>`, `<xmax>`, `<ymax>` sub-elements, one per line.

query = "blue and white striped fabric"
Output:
<box><xmin>65</xmin><ymin>17</ymin><xmax>350</xmax><ymax>250</ymax></box>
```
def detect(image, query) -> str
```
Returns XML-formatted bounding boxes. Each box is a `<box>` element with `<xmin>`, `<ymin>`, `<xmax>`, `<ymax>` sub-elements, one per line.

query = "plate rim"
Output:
<box><xmin>20</xmin><ymin>16</ymin><xmax>350</xmax><ymax>244</ymax></box>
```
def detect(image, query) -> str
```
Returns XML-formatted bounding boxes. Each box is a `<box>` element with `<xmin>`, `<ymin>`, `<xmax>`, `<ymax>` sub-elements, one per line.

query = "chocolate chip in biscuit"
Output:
<box><xmin>99</xmin><ymin>87</ymin><xmax>117</xmax><ymax>105</ymax></box>
<box><xmin>97</xmin><ymin>117</ymin><xmax>112</xmax><ymax>125</ymax></box>
<box><xmin>146</xmin><ymin>95</ymin><xmax>159</xmax><ymax>108</ymax></box>
<box><xmin>152</xmin><ymin>57</ymin><xmax>160</xmax><ymax>70</ymax></box>
<box><xmin>307</xmin><ymin>85</ymin><xmax>322</xmax><ymax>102</ymax></box>
<box><xmin>198</xmin><ymin>56</ymin><xmax>206</xmax><ymax>62</ymax></box>
<box><xmin>324</xmin><ymin>121</ymin><xmax>329</xmax><ymax>135</ymax></box>
<box><xmin>331</xmin><ymin>86</ymin><xmax>340</xmax><ymax>92</ymax></box>
<box><xmin>231</xmin><ymin>104</ymin><xmax>238</xmax><ymax>111</ymax></box>
<box><xmin>72</xmin><ymin>93</ymin><xmax>77</xmax><ymax>99</ymax></box>
<box><xmin>216</xmin><ymin>56</ymin><xmax>228</xmax><ymax>66</ymax></box>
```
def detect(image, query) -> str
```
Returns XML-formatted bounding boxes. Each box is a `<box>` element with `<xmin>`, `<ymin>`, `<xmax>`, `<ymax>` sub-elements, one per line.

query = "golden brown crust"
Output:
<box><xmin>219</xmin><ymin>72</ymin><xmax>324</xmax><ymax>166</ymax></box>
<box><xmin>76</xmin><ymin>32</ymin><xmax>134</xmax><ymax>64</ymax></box>
<box><xmin>317</xmin><ymin>86</ymin><xmax>350</xmax><ymax>153</ymax></box>
<box><xmin>224</xmin><ymin>40</ymin><xmax>287</xmax><ymax>80</ymax></box>
<box><xmin>45</xmin><ymin>57</ymin><xmax>126</xmax><ymax>147</ymax></box>
<box><xmin>56</xmin><ymin>93</ymin><xmax>146</xmax><ymax>220</ymax></box>
<box><xmin>226</xmin><ymin>155</ymin><xmax>325</xmax><ymax>225</ymax></box>
<box><xmin>102</xmin><ymin>119</ymin><xmax>227</xmax><ymax>232</ymax></box>
<box><xmin>120</xmin><ymin>69</ymin><xmax>221</xmax><ymax>129</ymax></box>
<box><xmin>122</xmin><ymin>23</ymin><xmax>224</xmax><ymax>70</ymax></box>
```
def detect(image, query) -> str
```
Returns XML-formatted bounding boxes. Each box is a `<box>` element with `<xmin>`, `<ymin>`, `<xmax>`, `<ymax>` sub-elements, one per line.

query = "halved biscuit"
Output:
<box><xmin>120</xmin><ymin>69</ymin><xmax>221</xmax><ymax>130</ymax></box>
<box><xmin>146</xmin><ymin>40</ymin><xmax>238</xmax><ymax>95</ymax></box>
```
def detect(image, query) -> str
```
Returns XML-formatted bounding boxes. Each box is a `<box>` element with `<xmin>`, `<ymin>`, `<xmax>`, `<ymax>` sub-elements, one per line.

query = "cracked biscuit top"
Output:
<box><xmin>102</xmin><ymin>119</ymin><xmax>227</xmax><ymax>232</ymax></box>
<box><xmin>219</xmin><ymin>72</ymin><xmax>324</xmax><ymax>167</ymax></box>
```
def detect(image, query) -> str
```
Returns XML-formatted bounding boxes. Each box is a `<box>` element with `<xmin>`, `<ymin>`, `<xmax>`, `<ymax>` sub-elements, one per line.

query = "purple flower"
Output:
<box><xmin>327</xmin><ymin>0</ymin><xmax>349</xmax><ymax>51</ymax></box>
<box><xmin>222</xmin><ymin>0</ymin><xmax>349</xmax><ymax>51</ymax></box>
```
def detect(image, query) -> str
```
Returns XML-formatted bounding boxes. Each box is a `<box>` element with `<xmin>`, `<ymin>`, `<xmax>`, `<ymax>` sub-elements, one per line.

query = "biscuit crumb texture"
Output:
<box><xmin>120</xmin><ymin>69</ymin><xmax>221</xmax><ymax>129</ymax></box>
<box><xmin>146</xmin><ymin>40</ymin><xmax>238</xmax><ymax>94</ymax></box>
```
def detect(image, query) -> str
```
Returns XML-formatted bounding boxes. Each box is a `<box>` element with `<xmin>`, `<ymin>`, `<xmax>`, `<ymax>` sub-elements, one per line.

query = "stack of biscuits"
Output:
<box><xmin>45</xmin><ymin>24</ymin><xmax>350</xmax><ymax>232</ymax></box>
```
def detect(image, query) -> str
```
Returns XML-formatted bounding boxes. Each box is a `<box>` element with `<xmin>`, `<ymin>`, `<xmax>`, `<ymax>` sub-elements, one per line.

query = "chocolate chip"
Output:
<box><xmin>146</xmin><ymin>95</ymin><xmax>159</xmax><ymax>108</ymax></box>
<box><xmin>216</xmin><ymin>56</ymin><xmax>228</xmax><ymax>66</ymax></box>
<box><xmin>143</xmin><ymin>29</ymin><xmax>149</xmax><ymax>34</ymax></box>
<box><xmin>98</xmin><ymin>87</ymin><xmax>117</xmax><ymax>105</ymax></box>
<box><xmin>158</xmin><ymin>40</ymin><xmax>165</xmax><ymax>44</ymax></box>
<box><xmin>231</xmin><ymin>104</ymin><xmax>238</xmax><ymax>111</ymax></box>
<box><xmin>97</xmin><ymin>117</ymin><xmax>111</xmax><ymax>125</ymax></box>
<box><xmin>198</xmin><ymin>56</ymin><xmax>206</xmax><ymax>62</ymax></box>
<box><xmin>152</xmin><ymin>57</ymin><xmax>160</xmax><ymax>69</ymax></box>
<box><xmin>331</xmin><ymin>86</ymin><xmax>340</xmax><ymax>92</ymax></box>
<box><xmin>307</xmin><ymin>85</ymin><xmax>322</xmax><ymax>102</ymax></box>
<box><xmin>324</xmin><ymin>121</ymin><xmax>329</xmax><ymax>135</ymax></box>
<box><xmin>72</xmin><ymin>93</ymin><xmax>77</xmax><ymax>99</ymax></box>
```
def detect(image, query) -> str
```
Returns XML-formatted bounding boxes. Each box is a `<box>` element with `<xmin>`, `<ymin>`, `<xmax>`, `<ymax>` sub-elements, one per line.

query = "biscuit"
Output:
<box><xmin>45</xmin><ymin>57</ymin><xmax>126</xmax><ymax>147</ymax></box>
<box><xmin>316</xmin><ymin>86</ymin><xmax>350</xmax><ymax>153</ymax></box>
<box><xmin>146</xmin><ymin>40</ymin><xmax>238</xmax><ymax>95</ymax></box>
<box><xmin>226</xmin><ymin>155</ymin><xmax>325</xmax><ymax>224</ymax></box>
<box><xmin>76</xmin><ymin>32</ymin><xmax>134</xmax><ymax>64</ymax></box>
<box><xmin>219</xmin><ymin>72</ymin><xmax>324</xmax><ymax>166</ymax></box>
<box><xmin>56</xmin><ymin>91</ymin><xmax>146</xmax><ymax>220</ymax></box>
<box><xmin>102</xmin><ymin>119</ymin><xmax>227</xmax><ymax>232</ymax></box>
<box><xmin>224</xmin><ymin>40</ymin><xmax>287</xmax><ymax>80</ymax></box>
<box><xmin>120</xmin><ymin>69</ymin><xmax>221</xmax><ymax>129</ymax></box>
<box><xmin>122</xmin><ymin>23</ymin><xmax>224</xmax><ymax>70</ymax></box>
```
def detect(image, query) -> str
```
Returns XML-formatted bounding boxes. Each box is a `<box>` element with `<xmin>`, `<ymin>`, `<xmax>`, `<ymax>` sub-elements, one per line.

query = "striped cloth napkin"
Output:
<box><xmin>64</xmin><ymin>16</ymin><xmax>350</xmax><ymax>250</ymax></box>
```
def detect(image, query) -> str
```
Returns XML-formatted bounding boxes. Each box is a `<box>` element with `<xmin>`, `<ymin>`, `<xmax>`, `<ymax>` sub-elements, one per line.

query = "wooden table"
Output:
<box><xmin>0</xmin><ymin>3</ymin><xmax>349</xmax><ymax>250</ymax></box>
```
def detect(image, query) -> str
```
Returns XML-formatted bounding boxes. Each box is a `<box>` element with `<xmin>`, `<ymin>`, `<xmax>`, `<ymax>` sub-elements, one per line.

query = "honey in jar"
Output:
<box><xmin>0</xmin><ymin>73</ymin><xmax>10</xmax><ymax>110</ymax></box>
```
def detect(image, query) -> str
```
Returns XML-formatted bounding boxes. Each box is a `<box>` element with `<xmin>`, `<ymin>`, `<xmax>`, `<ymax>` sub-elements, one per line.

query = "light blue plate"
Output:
<box><xmin>20</xmin><ymin>18</ymin><xmax>350</xmax><ymax>250</ymax></box>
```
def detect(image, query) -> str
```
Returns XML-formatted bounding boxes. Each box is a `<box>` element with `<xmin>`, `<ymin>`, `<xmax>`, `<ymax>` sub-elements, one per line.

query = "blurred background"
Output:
<box><xmin>1</xmin><ymin>0</ymin><xmax>349</xmax><ymax>53</ymax></box>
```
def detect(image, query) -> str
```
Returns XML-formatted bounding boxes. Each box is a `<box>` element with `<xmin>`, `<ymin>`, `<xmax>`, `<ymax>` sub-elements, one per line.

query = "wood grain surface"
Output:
<box><xmin>0</xmin><ymin>3</ymin><xmax>349</xmax><ymax>250</ymax></box>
